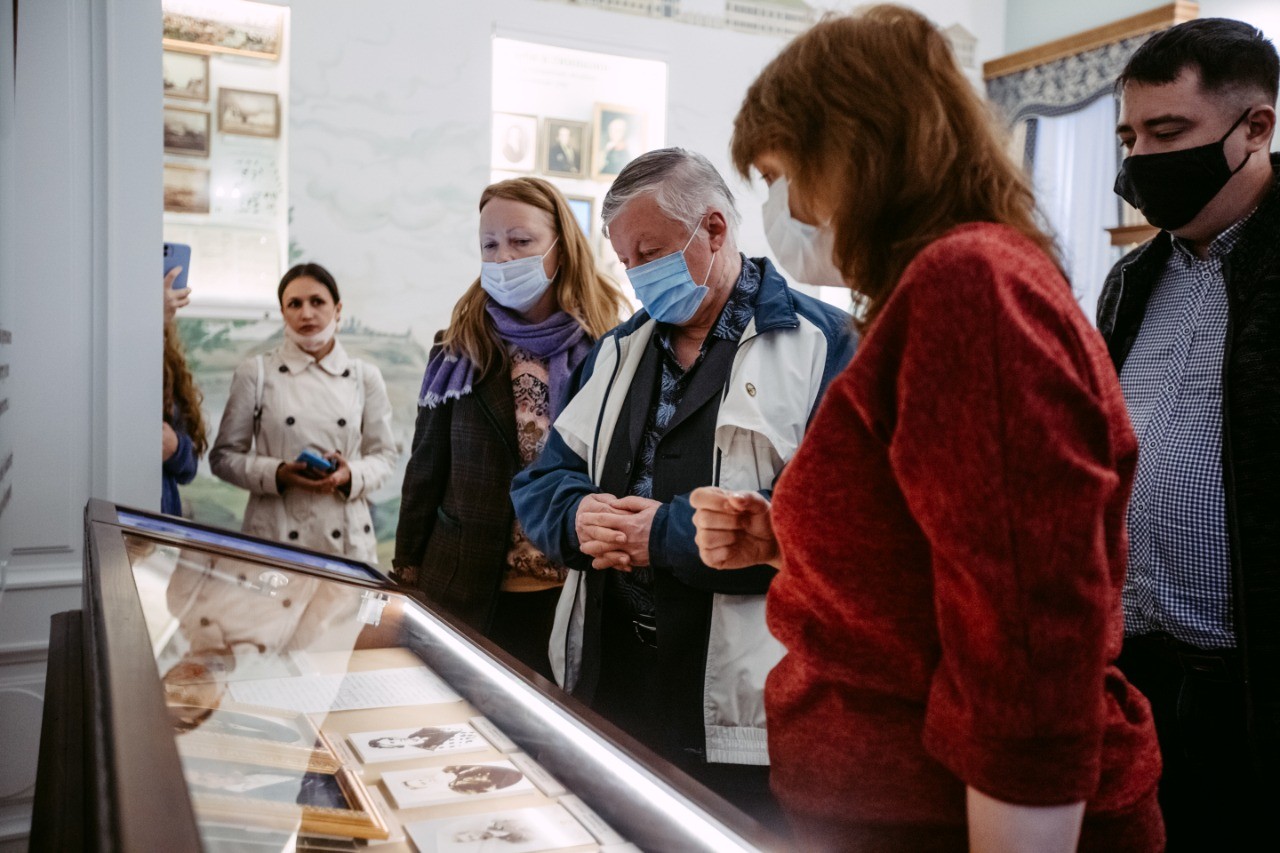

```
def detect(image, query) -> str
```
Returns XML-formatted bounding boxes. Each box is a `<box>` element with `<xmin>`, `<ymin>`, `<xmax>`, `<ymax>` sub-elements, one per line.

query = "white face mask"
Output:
<box><xmin>285</xmin><ymin>317</ymin><xmax>338</xmax><ymax>354</ymax></box>
<box><xmin>480</xmin><ymin>238</ymin><xmax>559</xmax><ymax>314</ymax></box>
<box><xmin>762</xmin><ymin>176</ymin><xmax>845</xmax><ymax>287</ymax></box>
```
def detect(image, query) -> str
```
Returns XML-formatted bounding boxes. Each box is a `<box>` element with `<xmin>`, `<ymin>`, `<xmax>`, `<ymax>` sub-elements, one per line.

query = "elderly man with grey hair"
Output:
<box><xmin>512</xmin><ymin>148</ymin><xmax>854</xmax><ymax>821</ymax></box>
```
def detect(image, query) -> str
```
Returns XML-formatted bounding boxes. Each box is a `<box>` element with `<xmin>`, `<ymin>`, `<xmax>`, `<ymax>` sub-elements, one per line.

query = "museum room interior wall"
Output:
<box><xmin>1007</xmin><ymin>0</ymin><xmax>1280</xmax><ymax>51</ymax></box>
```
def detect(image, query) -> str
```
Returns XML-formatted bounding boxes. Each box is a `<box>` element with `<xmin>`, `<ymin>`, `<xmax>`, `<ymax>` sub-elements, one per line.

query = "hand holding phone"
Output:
<box><xmin>297</xmin><ymin>448</ymin><xmax>337</xmax><ymax>479</ymax></box>
<box><xmin>164</xmin><ymin>242</ymin><xmax>192</xmax><ymax>291</ymax></box>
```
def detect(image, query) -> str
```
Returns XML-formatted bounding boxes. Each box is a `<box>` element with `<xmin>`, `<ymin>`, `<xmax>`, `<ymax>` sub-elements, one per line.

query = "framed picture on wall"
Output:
<box><xmin>540</xmin><ymin>118</ymin><xmax>589</xmax><ymax>179</ymax></box>
<box><xmin>164</xmin><ymin>107</ymin><xmax>210</xmax><ymax>157</ymax></box>
<box><xmin>491</xmin><ymin>112</ymin><xmax>538</xmax><ymax>173</ymax></box>
<box><xmin>218</xmin><ymin>88</ymin><xmax>281</xmax><ymax>139</ymax></box>
<box><xmin>565</xmin><ymin>195</ymin><xmax>594</xmax><ymax>239</ymax></box>
<box><xmin>163</xmin><ymin>50</ymin><xmax>209</xmax><ymax>102</ymax></box>
<box><xmin>592</xmin><ymin>103</ymin><xmax>646</xmax><ymax>181</ymax></box>
<box><xmin>164</xmin><ymin>163</ymin><xmax>211</xmax><ymax>214</ymax></box>
<box><xmin>162</xmin><ymin>0</ymin><xmax>285</xmax><ymax>61</ymax></box>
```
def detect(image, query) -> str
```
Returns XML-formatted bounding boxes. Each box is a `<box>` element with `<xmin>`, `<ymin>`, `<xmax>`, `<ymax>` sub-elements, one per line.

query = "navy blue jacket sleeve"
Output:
<box><xmin>163</xmin><ymin>430</ymin><xmax>198</xmax><ymax>485</ymax></box>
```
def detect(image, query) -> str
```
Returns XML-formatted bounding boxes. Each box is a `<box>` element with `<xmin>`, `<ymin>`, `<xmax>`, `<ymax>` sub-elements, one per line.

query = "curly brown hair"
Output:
<box><xmin>163</xmin><ymin>321</ymin><xmax>207</xmax><ymax>457</ymax></box>
<box><xmin>731</xmin><ymin>4</ymin><xmax>1060</xmax><ymax>330</ymax></box>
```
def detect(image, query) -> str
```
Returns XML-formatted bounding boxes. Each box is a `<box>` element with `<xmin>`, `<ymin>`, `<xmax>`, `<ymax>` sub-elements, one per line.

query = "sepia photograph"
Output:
<box><xmin>405</xmin><ymin>804</ymin><xmax>596</xmax><ymax>853</ymax></box>
<box><xmin>591</xmin><ymin>103</ymin><xmax>646</xmax><ymax>181</ymax></box>
<box><xmin>348</xmin><ymin>722</ymin><xmax>488</xmax><ymax>764</ymax></box>
<box><xmin>218</xmin><ymin>88</ymin><xmax>281</xmax><ymax>138</ymax></box>
<box><xmin>173</xmin><ymin>702</ymin><xmax>340</xmax><ymax>773</ymax></box>
<box><xmin>164</xmin><ymin>163</ymin><xmax>211</xmax><ymax>214</ymax></box>
<box><xmin>540</xmin><ymin>118</ymin><xmax>589</xmax><ymax>179</ymax></box>
<box><xmin>492</xmin><ymin>112</ymin><xmax>539</xmax><ymax>173</ymax></box>
<box><xmin>162</xmin><ymin>0</ymin><xmax>284</xmax><ymax>61</ymax></box>
<box><xmin>185</xmin><ymin>757</ymin><xmax>389</xmax><ymax>840</ymax></box>
<box><xmin>164</xmin><ymin>107</ymin><xmax>210</xmax><ymax>157</ymax></box>
<box><xmin>163</xmin><ymin>50</ymin><xmax>209</xmax><ymax>101</ymax></box>
<box><xmin>382</xmin><ymin>761</ymin><xmax>535</xmax><ymax>810</ymax></box>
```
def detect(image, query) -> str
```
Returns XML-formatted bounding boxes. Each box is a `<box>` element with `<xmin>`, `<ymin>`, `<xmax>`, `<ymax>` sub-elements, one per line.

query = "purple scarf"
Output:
<box><xmin>418</xmin><ymin>302</ymin><xmax>592</xmax><ymax>418</ymax></box>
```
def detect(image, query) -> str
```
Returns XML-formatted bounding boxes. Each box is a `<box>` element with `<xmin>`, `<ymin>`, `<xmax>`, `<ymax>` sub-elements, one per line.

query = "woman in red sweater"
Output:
<box><xmin>691</xmin><ymin>6</ymin><xmax>1163</xmax><ymax>852</ymax></box>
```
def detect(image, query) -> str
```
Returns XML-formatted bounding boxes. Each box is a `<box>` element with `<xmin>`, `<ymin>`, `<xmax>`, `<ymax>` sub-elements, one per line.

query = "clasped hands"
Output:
<box><xmin>276</xmin><ymin>451</ymin><xmax>353</xmax><ymax>496</ymax></box>
<box><xmin>575</xmin><ymin>493</ymin><xmax>661</xmax><ymax>571</ymax></box>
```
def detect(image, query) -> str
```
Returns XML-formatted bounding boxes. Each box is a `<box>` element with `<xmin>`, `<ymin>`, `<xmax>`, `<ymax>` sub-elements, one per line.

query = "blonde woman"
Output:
<box><xmin>395</xmin><ymin>177</ymin><xmax>628</xmax><ymax>677</ymax></box>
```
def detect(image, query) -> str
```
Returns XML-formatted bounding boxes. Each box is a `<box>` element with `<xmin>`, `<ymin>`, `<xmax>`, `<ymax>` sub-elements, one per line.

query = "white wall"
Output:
<box><xmin>1006</xmin><ymin>0</ymin><xmax>1280</xmax><ymax>53</ymax></box>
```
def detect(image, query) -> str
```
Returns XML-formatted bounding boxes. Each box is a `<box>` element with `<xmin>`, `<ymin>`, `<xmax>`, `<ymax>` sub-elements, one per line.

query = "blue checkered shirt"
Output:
<box><xmin>1118</xmin><ymin>216</ymin><xmax>1250</xmax><ymax>649</ymax></box>
<box><xmin>609</xmin><ymin>256</ymin><xmax>761</xmax><ymax>619</ymax></box>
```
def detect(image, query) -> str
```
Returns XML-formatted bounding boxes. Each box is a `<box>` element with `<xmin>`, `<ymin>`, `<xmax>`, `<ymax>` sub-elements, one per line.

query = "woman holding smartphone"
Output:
<box><xmin>395</xmin><ymin>177</ymin><xmax>627</xmax><ymax>676</ymax></box>
<box><xmin>691</xmin><ymin>6</ymin><xmax>1163</xmax><ymax>851</ymax></box>
<box><xmin>211</xmin><ymin>262</ymin><xmax>397</xmax><ymax>563</ymax></box>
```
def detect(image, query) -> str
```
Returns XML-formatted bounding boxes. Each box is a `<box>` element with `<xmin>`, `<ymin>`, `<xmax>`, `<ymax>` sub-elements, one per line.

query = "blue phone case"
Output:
<box><xmin>164</xmin><ymin>242</ymin><xmax>191</xmax><ymax>290</ymax></box>
<box><xmin>297</xmin><ymin>449</ymin><xmax>336</xmax><ymax>474</ymax></box>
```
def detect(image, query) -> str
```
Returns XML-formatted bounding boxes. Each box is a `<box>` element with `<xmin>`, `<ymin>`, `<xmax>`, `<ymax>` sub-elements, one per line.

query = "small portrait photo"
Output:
<box><xmin>218</xmin><ymin>87</ymin><xmax>281</xmax><ymax>139</ymax></box>
<box><xmin>405</xmin><ymin>804</ymin><xmax>596</xmax><ymax>853</ymax></box>
<box><xmin>164</xmin><ymin>107</ymin><xmax>210</xmax><ymax>157</ymax></box>
<box><xmin>492</xmin><ymin>112</ymin><xmax>538</xmax><ymax>173</ymax></box>
<box><xmin>382</xmin><ymin>761</ymin><xmax>535</xmax><ymax>810</ymax></box>
<box><xmin>540</xmin><ymin>118</ymin><xmax>589</xmax><ymax>179</ymax></box>
<box><xmin>163</xmin><ymin>50</ymin><xmax>209</xmax><ymax>101</ymax></box>
<box><xmin>564</xmin><ymin>196</ymin><xmax>593</xmax><ymax>240</ymax></box>
<box><xmin>348</xmin><ymin>722</ymin><xmax>488</xmax><ymax>764</ymax></box>
<box><xmin>164</xmin><ymin>163</ymin><xmax>211</xmax><ymax>214</ymax></box>
<box><xmin>592</xmin><ymin>104</ymin><xmax>646</xmax><ymax>181</ymax></box>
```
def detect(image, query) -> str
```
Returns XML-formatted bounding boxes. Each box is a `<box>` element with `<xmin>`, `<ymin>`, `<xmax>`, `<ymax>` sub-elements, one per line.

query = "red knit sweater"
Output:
<box><xmin>767</xmin><ymin>224</ymin><xmax>1162</xmax><ymax>835</ymax></box>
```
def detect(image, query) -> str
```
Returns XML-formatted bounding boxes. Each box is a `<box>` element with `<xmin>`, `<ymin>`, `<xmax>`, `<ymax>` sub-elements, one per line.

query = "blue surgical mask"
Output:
<box><xmin>625</xmin><ymin>217</ymin><xmax>714</xmax><ymax>325</ymax></box>
<box><xmin>480</xmin><ymin>238</ymin><xmax>559</xmax><ymax>313</ymax></box>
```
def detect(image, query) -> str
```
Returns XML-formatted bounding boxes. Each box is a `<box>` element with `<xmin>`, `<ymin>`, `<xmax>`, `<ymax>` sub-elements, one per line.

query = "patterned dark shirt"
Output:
<box><xmin>1118</xmin><ymin>215</ymin><xmax>1250</xmax><ymax>648</ymax></box>
<box><xmin>611</xmin><ymin>256</ymin><xmax>761</xmax><ymax>619</ymax></box>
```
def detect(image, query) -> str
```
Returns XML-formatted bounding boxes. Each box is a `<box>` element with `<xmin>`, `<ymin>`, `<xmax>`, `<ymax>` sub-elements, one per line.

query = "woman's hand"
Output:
<box><xmin>275</xmin><ymin>452</ymin><xmax>352</xmax><ymax>496</ymax></box>
<box><xmin>162</xmin><ymin>421</ymin><xmax>180</xmax><ymax>461</ymax></box>
<box><xmin>163</xmin><ymin>267</ymin><xmax>190</xmax><ymax>324</ymax></box>
<box><xmin>690</xmin><ymin>486</ymin><xmax>782</xmax><ymax>570</ymax></box>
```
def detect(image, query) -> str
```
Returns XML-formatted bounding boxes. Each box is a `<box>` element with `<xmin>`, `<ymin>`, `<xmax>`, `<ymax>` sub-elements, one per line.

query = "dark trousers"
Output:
<box><xmin>488</xmin><ymin>587</ymin><xmax>560</xmax><ymax>681</ymax></box>
<box><xmin>591</xmin><ymin>600</ymin><xmax>790</xmax><ymax>840</ymax></box>
<box><xmin>1118</xmin><ymin>633</ymin><xmax>1268</xmax><ymax>852</ymax></box>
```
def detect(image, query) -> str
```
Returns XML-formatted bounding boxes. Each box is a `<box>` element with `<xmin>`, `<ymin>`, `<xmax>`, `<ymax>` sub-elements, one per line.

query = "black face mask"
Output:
<box><xmin>1113</xmin><ymin>108</ymin><xmax>1253</xmax><ymax>231</ymax></box>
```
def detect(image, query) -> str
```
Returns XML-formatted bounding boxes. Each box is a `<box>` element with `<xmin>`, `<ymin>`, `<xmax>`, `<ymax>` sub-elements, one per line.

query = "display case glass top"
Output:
<box><xmin>84</xmin><ymin>502</ymin><xmax>779</xmax><ymax>853</ymax></box>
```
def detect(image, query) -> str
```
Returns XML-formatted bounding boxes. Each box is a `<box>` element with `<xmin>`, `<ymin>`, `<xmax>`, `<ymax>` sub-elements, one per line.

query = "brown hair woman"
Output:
<box><xmin>395</xmin><ymin>177</ymin><xmax>628</xmax><ymax>677</ymax></box>
<box><xmin>691</xmin><ymin>6</ymin><xmax>1163</xmax><ymax>851</ymax></box>
<box><xmin>162</xmin><ymin>314</ymin><xmax>207</xmax><ymax>516</ymax></box>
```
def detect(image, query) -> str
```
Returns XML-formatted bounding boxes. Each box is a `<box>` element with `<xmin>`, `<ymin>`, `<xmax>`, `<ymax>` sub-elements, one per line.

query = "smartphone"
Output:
<box><xmin>163</xmin><ymin>242</ymin><xmax>191</xmax><ymax>290</ymax></box>
<box><xmin>297</xmin><ymin>448</ymin><xmax>337</xmax><ymax>477</ymax></box>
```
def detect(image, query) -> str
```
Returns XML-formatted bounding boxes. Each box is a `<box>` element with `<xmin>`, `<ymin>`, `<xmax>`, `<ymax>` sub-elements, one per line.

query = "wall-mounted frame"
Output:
<box><xmin>492</xmin><ymin>112</ymin><xmax>538</xmax><ymax>173</ymax></box>
<box><xmin>541</xmin><ymin>118</ymin><xmax>589</xmax><ymax>179</ymax></box>
<box><xmin>565</xmin><ymin>195</ymin><xmax>594</xmax><ymax>240</ymax></box>
<box><xmin>164</xmin><ymin>163</ymin><xmax>211</xmax><ymax>214</ymax></box>
<box><xmin>217</xmin><ymin>87</ymin><xmax>280</xmax><ymax>139</ymax></box>
<box><xmin>162</xmin><ymin>0</ymin><xmax>284</xmax><ymax>62</ymax></box>
<box><xmin>163</xmin><ymin>106</ymin><xmax>210</xmax><ymax>157</ymax></box>
<box><xmin>163</xmin><ymin>49</ymin><xmax>209</xmax><ymax>102</ymax></box>
<box><xmin>591</xmin><ymin>103</ymin><xmax>646</xmax><ymax>181</ymax></box>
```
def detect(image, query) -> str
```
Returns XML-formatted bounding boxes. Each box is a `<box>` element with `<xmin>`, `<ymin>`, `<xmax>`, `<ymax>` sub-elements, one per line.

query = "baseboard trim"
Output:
<box><xmin>0</xmin><ymin>640</ymin><xmax>50</xmax><ymax>667</ymax></box>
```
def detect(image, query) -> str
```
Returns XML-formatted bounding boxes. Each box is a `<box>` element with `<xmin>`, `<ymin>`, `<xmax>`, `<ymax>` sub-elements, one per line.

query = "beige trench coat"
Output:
<box><xmin>210</xmin><ymin>338</ymin><xmax>397</xmax><ymax>563</ymax></box>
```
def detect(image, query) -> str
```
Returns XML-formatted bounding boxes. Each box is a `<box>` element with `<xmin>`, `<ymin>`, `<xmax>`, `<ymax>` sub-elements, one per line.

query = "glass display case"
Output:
<box><xmin>31</xmin><ymin>500</ymin><xmax>784</xmax><ymax>852</ymax></box>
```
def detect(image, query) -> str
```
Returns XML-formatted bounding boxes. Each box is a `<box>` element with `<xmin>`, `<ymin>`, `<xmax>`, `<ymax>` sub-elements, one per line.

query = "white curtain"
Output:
<box><xmin>1031</xmin><ymin>97</ymin><xmax>1120</xmax><ymax>325</ymax></box>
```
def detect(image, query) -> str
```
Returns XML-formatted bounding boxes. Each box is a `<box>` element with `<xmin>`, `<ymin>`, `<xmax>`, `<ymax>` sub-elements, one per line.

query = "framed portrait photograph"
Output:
<box><xmin>173</xmin><ymin>703</ymin><xmax>340</xmax><ymax>773</ymax></box>
<box><xmin>183</xmin><ymin>756</ymin><xmax>389</xmax><ymax>840</ymax></box>
<box><xmin>163</xmin><ymin>0</ymin><xmax>285</xmax><ymax>61</ymax></box>
<box><xmin>382</xmin><ymin>761</ymin><xmax>536</xmax><ymax>810</ymax></box>
<box><xmin>218</xmin><ymin>88</ymin><xmax>281</xmax><ymax>139</ymax></box>
<box><xmin>164</xmin><ymin>107</ymin><xmax>210</xmax><ymax>157</ymax></box>
<box><xmin>540</xmin><ymin>118</ymin><xmax>589</xmax><ymax>179</ymax></box>
<box><xmin>564</xmin><ymin>195</ymin><xmax>593</xmax><ymax>240</ymax></box>
<box><xmin>164</xmin><ymin>163</ymin><xmax>211</xmax><ymax>214</ymax></box>
<box><xmin>492</xmin><ymin>112</ymin><xmax>539</xmax><ymax>173</ymax></box>
<box><xmin>163</xmin><ymin>50</ymin><xmax>209</xmax><ymax>101</ymax></box>
<box><xmin>348</xmin><ymin>722</ymin><xmax>488</xmax><ymax>764</ymax></box>
<box><xmin>405</xmin><ymin>804</ymin><xmax>596</xmax><ymax>853</ymax></box>
<box><xmin>591</xmin><ymin>104</ymin><xmax>647</xmax><ymax>181</ymax></box>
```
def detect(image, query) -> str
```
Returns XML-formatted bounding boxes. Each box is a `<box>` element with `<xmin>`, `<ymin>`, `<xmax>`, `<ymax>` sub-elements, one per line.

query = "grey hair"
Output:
<box><xmin>601</xmin><ymin>148</ymin><xmax>742</xmax><ymax>238</ymax></box>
